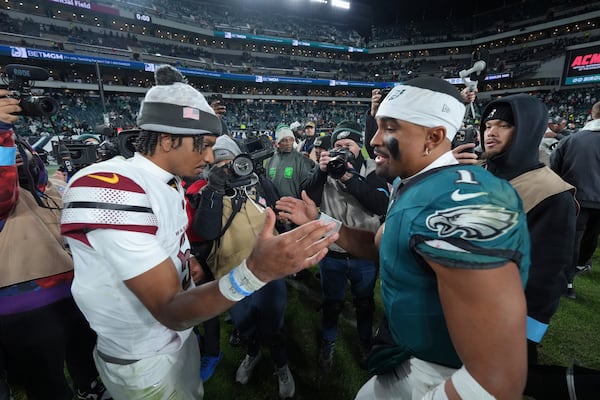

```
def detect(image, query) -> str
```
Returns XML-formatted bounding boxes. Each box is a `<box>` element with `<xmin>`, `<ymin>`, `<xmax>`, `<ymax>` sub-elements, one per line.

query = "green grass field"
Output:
<box><xmin>202</xmin><ymin>261</ymin><xmax>600</xmax><ymax>400</ymax></box>
<box><xmin>9</xmin><ymin>188</ymin><xmax>600</xmax><ymax>399</ymax></box>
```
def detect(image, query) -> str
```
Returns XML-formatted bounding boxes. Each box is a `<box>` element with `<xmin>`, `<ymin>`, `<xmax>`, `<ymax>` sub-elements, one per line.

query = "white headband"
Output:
<box><xmin>376</xmin><ymin>84</ymin><xmax>466</xmax><ymax>141</ymax></box>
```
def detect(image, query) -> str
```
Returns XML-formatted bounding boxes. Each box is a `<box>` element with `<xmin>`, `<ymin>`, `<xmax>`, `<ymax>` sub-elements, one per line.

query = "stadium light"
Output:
<box><xmin>310</xmin><ymin>0</ymin><xmax>328</xmax><ymax>3</ymax></box>
<box><xmin>331</xmin><ymin>0</ymin><xmax>349</xmax><ymax>9</ymax></box>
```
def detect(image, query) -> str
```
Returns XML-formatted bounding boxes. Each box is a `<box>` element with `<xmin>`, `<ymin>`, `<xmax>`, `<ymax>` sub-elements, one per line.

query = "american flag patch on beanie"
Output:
<box><xmin>183</xmin><ymin>107</ymin><xmax>200</xmax><ymax>120</ymax></box>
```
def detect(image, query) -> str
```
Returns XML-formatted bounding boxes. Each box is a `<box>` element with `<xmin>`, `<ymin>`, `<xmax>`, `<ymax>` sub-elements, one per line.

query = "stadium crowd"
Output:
<box><xmin>2</xmin><ymin>0</ymin><xmax>600</xmax><ymax>399</ymax></box>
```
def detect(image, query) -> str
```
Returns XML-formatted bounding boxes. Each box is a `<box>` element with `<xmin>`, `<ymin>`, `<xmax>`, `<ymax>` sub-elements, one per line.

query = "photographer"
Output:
<box><xmin>0</xmin><ymin>89</ymin><xmax>108</xmax><ymax>399</ymax></box>
<box><xmin>300</xmin><ymin>120</ymin><xmax>389</xmax><ymax>371</ymax></box>
<box><xmin>193</xmin><ymin>135</ymin><xmax>295</xmax><ymax>399</ymax></box>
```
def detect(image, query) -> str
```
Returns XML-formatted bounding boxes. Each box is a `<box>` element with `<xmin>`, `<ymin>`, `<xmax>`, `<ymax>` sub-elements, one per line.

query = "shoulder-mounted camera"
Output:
<box><xmin>97</xmin><ymin>128</ymin><xmax>140</xmax><ymax>160</ymax></box>
<box><xmin>2</xmin><ymin>64</ymin><xmax>58</xmax><ymax>117</ymax></box>
<box><xmin>230</xmin><ymin>135</ymin><xmax>274</xmax><ymax>178</ymax></box>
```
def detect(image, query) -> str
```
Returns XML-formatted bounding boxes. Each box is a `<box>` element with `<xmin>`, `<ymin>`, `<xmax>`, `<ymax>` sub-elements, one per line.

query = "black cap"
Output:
<box><xmin>483</xmin><ymin>103</ymin><xmax>514</xmax><ymax>125</ymax></box>
<box><xmin>314</xmin><ymin>135</ymin><xmax>331</xmax><ymax>149</ymax></box>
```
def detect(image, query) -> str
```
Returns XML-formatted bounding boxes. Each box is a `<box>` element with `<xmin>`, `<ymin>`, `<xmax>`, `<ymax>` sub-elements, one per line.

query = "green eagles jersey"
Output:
<box><xmin>379</xmin><ymin>164</ymin><xmax>531</xmax><ymax>368</ymax></box>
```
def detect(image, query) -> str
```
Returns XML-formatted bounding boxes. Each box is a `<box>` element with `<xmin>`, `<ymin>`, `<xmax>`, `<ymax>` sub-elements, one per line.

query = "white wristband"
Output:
<box><xmin>317</xmin><ymin>212</ymin><xmax>342</xmax><ymax>237</ymax></box>
<box><xmin>218</xmin><ymin>259</ymin><xmax>267</xmax><ymax>302</ymax></box>
<box><xmin>451</xmin><ymin>366</ymin><xmax>495</xmax><ymax>399</ymax></box>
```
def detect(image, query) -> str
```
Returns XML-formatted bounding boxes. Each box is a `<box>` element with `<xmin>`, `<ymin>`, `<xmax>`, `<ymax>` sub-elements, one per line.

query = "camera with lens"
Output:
<box><xmin>97</xmin><ymin>128</ymin><xmax>140</xmax><ymax>160</ymax></box>
<box><xmin>327</xmin><ymin>147</ymin><xmax>355</xmax><ymax>179</ymax></box>
<box><xmin>52</xmin><ymin>139</ymin><xmax>98</xmax><ymax>175</ymax></box>
<box><xmin>3</xmin><ymin>64</ymin><xmax>58</xmax><ymax>117</ymax></box>
<box><xmin>227</xmin><ymin>135</ymin><xmax>274</xmax><ymax>188</ymax></box>
<box><xmin>95</xmin><ymin>116</ymin><xmax>138</xmax><ymax>160</ymax></box>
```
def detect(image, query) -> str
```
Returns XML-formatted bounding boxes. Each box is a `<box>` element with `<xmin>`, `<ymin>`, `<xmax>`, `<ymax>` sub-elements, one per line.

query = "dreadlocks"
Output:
<box><xmin>135</xmin><ymin>130</ymin><xmax>206</xmax><ymax>156</ymax></box>
<box><xmin>135</xmin><ymin>130</ymin><xmax>161</xmax><ymax>156</ymax></box>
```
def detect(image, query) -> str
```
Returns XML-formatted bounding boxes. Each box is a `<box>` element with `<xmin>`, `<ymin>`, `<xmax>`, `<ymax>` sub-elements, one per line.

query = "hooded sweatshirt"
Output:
<box><xmin>481</xmin><ymin>94</ymin><xmax>547</xmax><ymax>181</ymax></box>
<box><xmin>480</xmin><ymin>94</ymin><xmax>577</xmax><ymax>339</ymax></box>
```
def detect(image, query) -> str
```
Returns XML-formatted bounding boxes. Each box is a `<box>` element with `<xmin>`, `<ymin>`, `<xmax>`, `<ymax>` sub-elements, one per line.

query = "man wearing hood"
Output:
<box><xmin>479</xmin><ymin>95</ymin><xmax>594</xmax><ymax>400</ymax></box>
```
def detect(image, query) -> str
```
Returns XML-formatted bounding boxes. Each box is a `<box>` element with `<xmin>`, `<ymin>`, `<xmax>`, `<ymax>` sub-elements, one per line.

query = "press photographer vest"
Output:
<box><xmin>0</xmin><ymin>180</ymin><xmax>73</xmax><ymax>287</ymax></box>
<box><xmin>509</xmin><ymin>166</ymin><xmax>576</xmax><ymax>213</ymax></box>
<box><xmin>207</xmin><ymin>186</ymin><xmax>275</xmax><ymax>279</ymax></box>
<box><xmin>320</xmin><ymin>159</ymin><xmax>381</xmax><ymax>254</ymax></box>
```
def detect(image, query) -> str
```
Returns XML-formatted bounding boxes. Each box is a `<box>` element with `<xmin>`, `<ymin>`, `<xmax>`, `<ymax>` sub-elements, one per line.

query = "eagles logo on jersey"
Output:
<box><xmin>426</xmin><ymin>205</ymin><xmax>519</xmax><ymax>241</ymax></box>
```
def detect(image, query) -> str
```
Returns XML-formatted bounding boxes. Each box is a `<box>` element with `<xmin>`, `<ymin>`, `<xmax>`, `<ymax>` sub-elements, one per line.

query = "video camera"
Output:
<box><xmin>2</xmin><ymin>64</ymin><xmax>58</xmax><ymax>117</ymax></box>
<box><xmin>227</xmin><ymin>135</ymin><xmax>274</xmax><ymax>188</ymax></box>
<box><xmin>93</xmin><ymin>116</ymin><xmax>139</xmax><ymax>160</ymax></box>
<box><xmin>52</xmin><ymin>139</ymin><xmax>98</xmax><ymax>175</ymax></box>
<box><xmin>327</xmin><ymin>147</ymin><xmax>355</xmax><ymax>179</ymax></box>
<box><xmin>97</xmin><ymin>129</ymin><xmax>140</xmax><ymax>160</ymax></box>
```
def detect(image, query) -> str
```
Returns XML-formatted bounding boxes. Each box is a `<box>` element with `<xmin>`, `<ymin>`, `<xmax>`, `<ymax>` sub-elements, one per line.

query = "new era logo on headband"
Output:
<box><xmin>442</xmin><ymin>104</ymin><xmax>451</xmax><ymax>113</ymax></box>
<box><xmin>386</xmin><ymin>88</ymin><xmax>406</xmax><ymax>101</ymax></box>
<box><xmin>182</xmin><ymin>107</ymin><xmax>200</xmax><ymax>120</ymax></box>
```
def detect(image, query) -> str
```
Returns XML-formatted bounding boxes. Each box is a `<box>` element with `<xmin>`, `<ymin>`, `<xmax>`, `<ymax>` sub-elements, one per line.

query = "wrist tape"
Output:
<box><xmin>451</xmin><ymin>366</ymin><xmax>495</xmax><ymax>399</ymax></box>
<box><xmin>218</xmin><ymin>259</ymin><xmax>266</xmax><ymax>301</ymax></box>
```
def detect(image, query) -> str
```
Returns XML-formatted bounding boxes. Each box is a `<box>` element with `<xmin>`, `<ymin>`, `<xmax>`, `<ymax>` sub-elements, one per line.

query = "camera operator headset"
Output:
<box><xmin>0</xmin><ymin>89</ymin><xmax>108</xmax><ymax>399</ymax></box>
<box><xmin>191</xmin><ymin>135</ymin><xmax>297</xmax><ymax>398</ymax></box>
<box><xmin>299</xmin><ymin>120</ymin><xmax>389</xmax><ymax>370</ymax></box>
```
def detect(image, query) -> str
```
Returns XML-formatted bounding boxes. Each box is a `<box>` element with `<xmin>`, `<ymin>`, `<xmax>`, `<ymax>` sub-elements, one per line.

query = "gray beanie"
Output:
<box><xmin>213</xmin><ymin>135</ymin><xmax>241</xmax><ymax>162</ymax></box>
<box><xmin>137</xmin><ymin>65</ymin><xmax>222</xmax><ymax>136</ymax></box>
<box><xmin>275</xmin><ymin>124</ymin><xmax>295</xmax><ymax>143</ymax></box>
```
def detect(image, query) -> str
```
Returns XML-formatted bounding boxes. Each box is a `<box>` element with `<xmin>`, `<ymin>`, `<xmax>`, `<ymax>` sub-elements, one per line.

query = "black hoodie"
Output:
<box><xmin>481</xmin><ymin>94</ymin><xmax>547</xmax><ymax>181</ymax></box>
<box><xmin>481</xmin><ymin>94</ymin><xmax>577</xmax><ymax>336</ymax></box>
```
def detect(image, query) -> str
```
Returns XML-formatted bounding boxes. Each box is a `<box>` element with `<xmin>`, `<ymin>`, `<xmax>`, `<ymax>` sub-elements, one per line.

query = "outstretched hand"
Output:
<box><xmin>246</xmin><ymin>207</ymin><xmax>338</xmax><ymax>282</ymax></box>
<box><xmin>275</xmin><ymin>190</ymin><xmax>319</xmax><ymax>226</ymax></box>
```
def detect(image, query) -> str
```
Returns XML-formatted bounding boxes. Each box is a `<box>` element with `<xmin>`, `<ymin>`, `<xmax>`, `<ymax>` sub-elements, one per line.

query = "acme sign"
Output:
<box><xmin>571</xmin><ymin>53</ymin><xmax>600</xmax><ymax>68</ymax></box>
